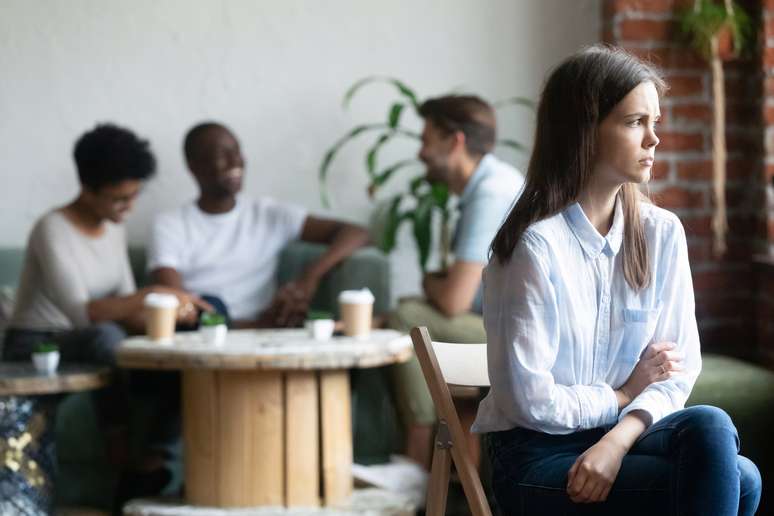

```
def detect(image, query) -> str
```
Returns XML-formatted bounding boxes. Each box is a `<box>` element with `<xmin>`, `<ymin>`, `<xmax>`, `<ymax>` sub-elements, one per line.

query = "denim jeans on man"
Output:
<box><xmin>487</xmin><ymin>405</ymin><xmax>761</xmax><ymax>515</ymax></box>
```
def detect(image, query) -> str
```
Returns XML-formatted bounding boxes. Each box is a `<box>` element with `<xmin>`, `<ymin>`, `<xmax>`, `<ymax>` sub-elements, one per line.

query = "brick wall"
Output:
<box><xmin>603</xmin><ymin>0</ymin><xmax>771</xmax><ymax>361</ymax></box>
<box><xmin>760</xmin><ymin>0</ymin><xmax>774</xmax><ymax>364</ymax></box>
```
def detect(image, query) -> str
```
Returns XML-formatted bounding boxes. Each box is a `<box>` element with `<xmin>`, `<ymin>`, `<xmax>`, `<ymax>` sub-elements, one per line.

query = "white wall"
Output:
<box><xmin>0</xmin><ymin>0</ymin><xmax>600</xmax><ymax>300</ymax></box>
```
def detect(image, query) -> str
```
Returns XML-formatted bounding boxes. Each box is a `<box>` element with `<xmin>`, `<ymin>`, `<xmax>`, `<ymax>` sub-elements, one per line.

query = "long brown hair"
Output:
<box><xmin>490</xmin><ymin>45</ymin><xmax>666</xmax><ymax>290</ymax></box>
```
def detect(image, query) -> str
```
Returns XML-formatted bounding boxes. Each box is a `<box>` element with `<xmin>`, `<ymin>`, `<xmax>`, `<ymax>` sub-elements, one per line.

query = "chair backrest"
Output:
<box><xmin>410</xmin><ymin>326</ymin><xmax>492</xmax><ymax>516</ymax></box>
<box><xmin>431</xmin><ymin>341</ymin><xmax>489</xmax><ymax>388</ymax></box>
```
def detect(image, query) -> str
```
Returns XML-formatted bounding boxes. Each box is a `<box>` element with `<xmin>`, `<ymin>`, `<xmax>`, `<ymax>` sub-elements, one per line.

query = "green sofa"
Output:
<box><xmin>0</xmin><ymin>242</ymin><xmax>401</xmax><ymax>510</ymax></box>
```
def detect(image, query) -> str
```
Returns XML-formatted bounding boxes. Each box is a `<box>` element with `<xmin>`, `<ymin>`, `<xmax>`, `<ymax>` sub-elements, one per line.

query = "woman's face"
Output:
<box><xmin>83</xmin><ymin>179</ymin><xmax>143</xmax><ymax>223</ymax></box>
<box><xmin>593</xmin><ymin>81</ymin><xmax>660</xmax><ymax>188</ymax></box>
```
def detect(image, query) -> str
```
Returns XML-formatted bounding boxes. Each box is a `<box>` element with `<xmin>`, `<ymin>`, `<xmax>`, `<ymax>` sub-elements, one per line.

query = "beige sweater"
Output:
<box><xmin>10</xmin><ymin>210</ymin><xmax>135</xmax><ymax>331</ymax></box>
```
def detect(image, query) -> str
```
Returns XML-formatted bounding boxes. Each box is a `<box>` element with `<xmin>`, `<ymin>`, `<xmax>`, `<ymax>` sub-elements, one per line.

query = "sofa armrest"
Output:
<box><xmin>277</xmin><ymin>241</ymin><xmax>391</xmax><ymax>318</ymax></box>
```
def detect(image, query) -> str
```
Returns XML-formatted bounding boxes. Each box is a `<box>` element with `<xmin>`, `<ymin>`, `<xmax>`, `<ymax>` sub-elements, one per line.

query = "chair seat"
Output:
<box><xmin>448</xmin><ymin>385</ymin><xmax>482</xmax><ymax>399</ymax></box>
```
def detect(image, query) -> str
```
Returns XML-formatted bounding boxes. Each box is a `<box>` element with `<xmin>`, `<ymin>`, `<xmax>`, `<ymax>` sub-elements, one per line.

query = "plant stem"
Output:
<box><xmin>710</xmin><ymin>33</ymin><xmax>728</xmax><ymax>257</ymax></box>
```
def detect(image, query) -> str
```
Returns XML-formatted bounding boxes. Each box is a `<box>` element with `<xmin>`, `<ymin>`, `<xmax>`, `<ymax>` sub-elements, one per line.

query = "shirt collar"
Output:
<box><xmin>459</xmin><ymin>154</ymin><xmax>494</xmax><ymax>205</ymax></box>
<box><xmin>562</xmin><ymin>197</ymin><xmax>624</xmax><ymax>259</ymax></box>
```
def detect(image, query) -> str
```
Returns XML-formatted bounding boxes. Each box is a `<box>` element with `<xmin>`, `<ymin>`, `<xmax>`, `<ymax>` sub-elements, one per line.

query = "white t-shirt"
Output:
<box><xmin>147</xmin><ymin>196</ymin><xmax>307</xmax><ymax>320</ymax></box>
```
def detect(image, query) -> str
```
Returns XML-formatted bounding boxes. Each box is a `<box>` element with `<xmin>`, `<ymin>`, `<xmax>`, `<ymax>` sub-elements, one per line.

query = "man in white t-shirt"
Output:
<box><xmin>148</xmin><ymin>122</ymin><xmax>370</xmax><ymax>327</ymax></box>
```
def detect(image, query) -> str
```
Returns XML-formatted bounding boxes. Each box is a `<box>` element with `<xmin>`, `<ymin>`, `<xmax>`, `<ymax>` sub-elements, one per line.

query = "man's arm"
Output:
<box><xmin>298</xmin><ymin>216</ymin><xmax>370</xmax><ymax>282</ymax></box>
<box><xmin>88</xmin><ymin>285</ymin><xmax>212</xmax><ymax>329</ymax></box>
<box><xmin>151</xmin><ymin>267</ymin><xmax>185</xmax><ymax>290</ymax></box>
<box><xmin>270</xmin><ymin>216</ymin><xmax>370</xmax><ymax>327</ymax></box>
<box><xmin>422</xmin><ymin>260</ymin><xmax>484</xmax><ymax>317</ymax></box>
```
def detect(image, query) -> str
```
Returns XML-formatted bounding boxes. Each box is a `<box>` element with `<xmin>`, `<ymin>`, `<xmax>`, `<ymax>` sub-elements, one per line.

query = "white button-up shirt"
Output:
<box><xmin>472</xmin><ymin>200</ymin><xmax>701</xmax><ymax>435</ymax></box>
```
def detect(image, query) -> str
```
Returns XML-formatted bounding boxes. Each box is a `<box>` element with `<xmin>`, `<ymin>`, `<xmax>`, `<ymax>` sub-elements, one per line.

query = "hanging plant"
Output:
<box><xmin>678</xmin><ymin>0</ymin><xmax>754</xmax><ymax>257</ymax></box>
<box><xmin>319</xmin><ymin>77</ymin><xmax>532</xmax><ymax>271</ymax></box>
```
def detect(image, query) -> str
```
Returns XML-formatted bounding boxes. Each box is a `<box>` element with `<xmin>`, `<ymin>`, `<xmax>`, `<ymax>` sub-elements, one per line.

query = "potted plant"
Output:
<box><xmin>31</xmin><ymin>342</ymin><xmax>60</xmax><ymax>374</ymax></box>
<box><xmin>319</xmin><ymin>77</ymin><xmax>532</xmax><ymax>272</ymax></box>
<box><xmin>678</xmin><ymin>0</ymin><xmax>754</xmax><ymax>256</ymax></box>
<box><xmin>199</xmin><ymin>312</ymin><xmax>227</xmax><ymax>347</ymax></box>
<box><xmin>305</xmin><ymin>310</ymin><xmax>336</xmax><ymax>341</ymax></box>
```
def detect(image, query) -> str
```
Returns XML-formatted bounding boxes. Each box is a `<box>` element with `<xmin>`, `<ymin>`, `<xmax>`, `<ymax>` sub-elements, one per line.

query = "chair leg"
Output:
<box><xmin>452</xmin><ymin>446</ymin><xmax>493</xmax><ymax>516</ymax></box>
<box><xmin>425</xmin><ymin>443</ymin><xmax>452</xmax><ymax>516</ymax></box>
<box><xmin>454</xmin><ymin>396</ymin><xmax>481</xmax><ymax>470</ymax></box>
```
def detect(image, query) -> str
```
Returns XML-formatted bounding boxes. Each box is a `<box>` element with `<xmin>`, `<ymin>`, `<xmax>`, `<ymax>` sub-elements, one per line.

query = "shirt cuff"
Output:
<box><xmin>576</xmin><ymin>382</ymin><xmax>619</xmax><ymax>429</ymax></box>
<box><xmin>619</xmin><ymin>394</ymin><xmax>661</xmax><ymax>427</ymax></box>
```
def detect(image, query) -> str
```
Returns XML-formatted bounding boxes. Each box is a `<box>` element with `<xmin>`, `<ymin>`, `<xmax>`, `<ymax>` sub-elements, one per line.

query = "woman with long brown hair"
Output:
<box><xmin>472</xmin><ymin>45</ymin><xmax>761</xmax><ymax>515</ymax></box>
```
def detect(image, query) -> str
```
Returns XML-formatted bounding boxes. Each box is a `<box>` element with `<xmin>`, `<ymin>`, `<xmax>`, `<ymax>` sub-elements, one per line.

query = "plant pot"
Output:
<box><xmin>716</xmin><ymin>24</ymin><xmax>737</xmax><ymax>61</ymax></box>
<box><xmin>32</xmin><ymin>351</ymin><xmax>60</xmax><ymax>374</ymax></box>
<box><xmin>305</xmin><ymin>319</ymin><xmax>336</xmax><ymax>341</ymax></box>
<box><xmin>200</xmin><ymin>324</ymin><xmax>227</xmax><ymax>347</ymax></box>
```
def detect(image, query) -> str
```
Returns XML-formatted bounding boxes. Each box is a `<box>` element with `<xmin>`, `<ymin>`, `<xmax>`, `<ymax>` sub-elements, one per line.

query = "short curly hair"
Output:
<box><xmin>73</xmin><ymin>123</ymin><xmax>156</xmax><ymax>190</ymax></box>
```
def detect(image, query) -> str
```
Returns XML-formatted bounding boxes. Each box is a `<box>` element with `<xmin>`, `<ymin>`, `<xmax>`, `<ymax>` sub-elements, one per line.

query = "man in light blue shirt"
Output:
<box><xmin>388</xmin><ymin>95</ymin><xmax>524</xmax><ymax>468</ymax></box>
<box><xmin>452</xmin><ymin>153</ymin><xmax>524</xmax><ymax>314</ymax></box>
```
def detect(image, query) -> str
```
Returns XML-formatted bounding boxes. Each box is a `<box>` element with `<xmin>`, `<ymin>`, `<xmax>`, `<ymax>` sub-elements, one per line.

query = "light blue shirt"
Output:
<box><xmin>453</xmin><ymin>154</ymin><xmax>524</xmax><ymax>314</ymax></box>
<box><xmin>472</xmin><ymin>200</ymin><xmax>701</xmax><ymax>435</ymax></box>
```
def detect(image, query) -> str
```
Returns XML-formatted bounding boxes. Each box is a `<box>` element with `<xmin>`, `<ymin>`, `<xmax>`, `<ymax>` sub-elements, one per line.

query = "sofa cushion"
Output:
<box><xmin>0</xmin><ymin>248</ymin><xmax>25</xmax><ymax>289</ymax></box>
<box><xmin>688</xmin><ymin>353</ymin><xmax>774</xmax><ymax>511</ymax></box>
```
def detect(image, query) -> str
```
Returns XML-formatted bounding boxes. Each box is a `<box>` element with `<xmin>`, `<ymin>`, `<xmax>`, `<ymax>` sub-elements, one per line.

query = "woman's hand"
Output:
<box><xmin>566</xmin><ymin>438</ymin><xmax>626</xmax><ymax>503</ymax></box>
<box><xmin>144</xmin><ymin>286</ymin><xmax>214</xmax><ymax>325</ymax></box>
<box><xmin>618</xmin><ymin>341</ymin><xmax>684</xmax><ymax>404</ymax></box>
<box><xmin>174</xmin><ymin>291</ymin><xmax>213</xmax><ymax>325</ymax></box>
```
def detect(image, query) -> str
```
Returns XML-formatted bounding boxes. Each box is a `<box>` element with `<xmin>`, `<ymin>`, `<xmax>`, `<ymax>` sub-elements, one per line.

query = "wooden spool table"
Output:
<box><xmin>0</xmin><ymin>363</ymin><xmax>111</xmax><ymax>515</ymax></box>
<box><xmin>116</xmin><ymin>329</ymin><xmax>412</xmax><ymax>510</ymax></box>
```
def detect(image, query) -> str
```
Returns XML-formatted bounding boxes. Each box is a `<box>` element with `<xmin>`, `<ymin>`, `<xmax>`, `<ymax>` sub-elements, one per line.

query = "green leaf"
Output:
<box><xmin>319</xmin><ymin>123</ymin><xmax>388</xmax><ymax>207</ymax></box>
<box><xmin>388</xmin><ymin>103</ymin><xmax>405</xmax><ymax>128</ymax></box>
<box><xmin>409</xmin><ymin>175</ymin><xmax>428</xmax><ymax>196</ymax></box>
<box><xmin>430</xmin><ymin>182</ymin><xmax>449</xmax><ymax>207</ymax></box>
<box><xmin>366</xmin><ymin>132</ymin><xmax>393</xmax><ymax>177</ymax></box>
<box><xmin>343</xmin><ymin>76</ymin><xmax>419</xmax><ymax>109</ymax></box>
<box><xmin>379</xmin><ymin>195</ymin><xmax>405</xmax><ymax>253</ymax></box>
<box><xmin>677</xmin><ymin>0</ymin><xmax>754</xmax><ymax>60</ymax></box>
<box><xmin>200</xmin><ymin>312</ymin><xmax>226</xmax><ymax>326</ymax></box>
<box><xmin>35</xmin><ymin>342</ymin><xmax>59</xmax><ymax>353</ymax></box>
<box><xmin>497</xmin><ymin>138</ymin><xmax>529</xmax><ymax>153</ymax></box>
<box><xmin>493</xmin><ymin>96</ymin><xmax>536</xmax><ymax>110</ymax></box>
<box><xmin>412</xmin><ymin>194</ymin><xmax>435</xmax><ymax>271</ymax></box>
<box><xmin>372</xmin><ymin>159</ymin><xmax>420</xmax><ymax>188</ymax></box>
<box><xmin>307</xmin><ymin>309</ymin><xmax>334</xmax><ymax>320</ymax></box>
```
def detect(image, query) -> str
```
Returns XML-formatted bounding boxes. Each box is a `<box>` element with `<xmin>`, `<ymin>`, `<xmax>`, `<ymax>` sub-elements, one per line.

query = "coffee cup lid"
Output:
<box><xmin>338</xmin><ymin>288</ymin><xmax>375</xmax><ymax>304</ymax></box>
<box><xmin>144</xmin><ymin>292</ymin><xmax>180</xmax><ymax>309</ymax></box>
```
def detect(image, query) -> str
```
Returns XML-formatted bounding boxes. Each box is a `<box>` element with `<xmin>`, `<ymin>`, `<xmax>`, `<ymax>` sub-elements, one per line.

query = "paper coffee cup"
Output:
<box><xmin>338</xmin><ymin>288</ymin><xmax>374</xmax><ymax>339</ymax></box>
<box><xmin>144</xmin><ymin>293</ymin><xmax>179</xmax><ymax>343</ymax></box>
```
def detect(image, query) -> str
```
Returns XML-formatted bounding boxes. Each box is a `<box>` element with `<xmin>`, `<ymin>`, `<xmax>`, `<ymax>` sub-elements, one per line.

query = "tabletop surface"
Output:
<box><xmin>116</xmin><ymin>328</ymin><xmax>413</xmax><ymax>371</ymax></box>
<box><xmin>0</xmin><ymin>363</ymin><xmax>111</xmax><ymax>396</ymax></box>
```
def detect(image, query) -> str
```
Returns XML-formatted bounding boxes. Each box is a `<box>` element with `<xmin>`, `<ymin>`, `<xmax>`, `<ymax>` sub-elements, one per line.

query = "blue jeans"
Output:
<box><xmin>487</xmin><ymin>405</ymin><xmax>761</xmax><ymax>515</ymax></box>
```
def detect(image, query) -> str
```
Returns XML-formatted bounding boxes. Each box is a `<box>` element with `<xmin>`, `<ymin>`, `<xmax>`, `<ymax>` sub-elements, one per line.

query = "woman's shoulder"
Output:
<box><xmin>639</xmin><ymin>202</ymin><xmax>685</xmax><ymax>241</ymax></box>
<box><xmin>489</xmin><ymin>214</ymin><xmax>564</xmax><ymax>269</ymax></box>
<box><xmin>29</xmin><ymin>209</ymin><xmax>69</xmax><ymax>239</ymax></box>
<box><xmin>522</xmin><ymin>212</ymin><xmax>568</xmax><ymax>249</ymax></box>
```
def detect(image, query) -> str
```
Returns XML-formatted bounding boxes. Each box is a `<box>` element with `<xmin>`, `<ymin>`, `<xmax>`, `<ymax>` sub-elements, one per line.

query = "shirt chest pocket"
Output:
<box><xmin>620</xmin><ymin>304</ymin><xmax>662</xmax><ymax>363</ymax></box>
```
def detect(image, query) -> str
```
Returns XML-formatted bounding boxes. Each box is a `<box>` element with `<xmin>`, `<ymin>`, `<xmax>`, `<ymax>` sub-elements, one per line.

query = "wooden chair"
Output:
<box><xmin>409</xmin><ymin>326</ymin><xmax>492</xmax><ymax>516</ymax></box>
